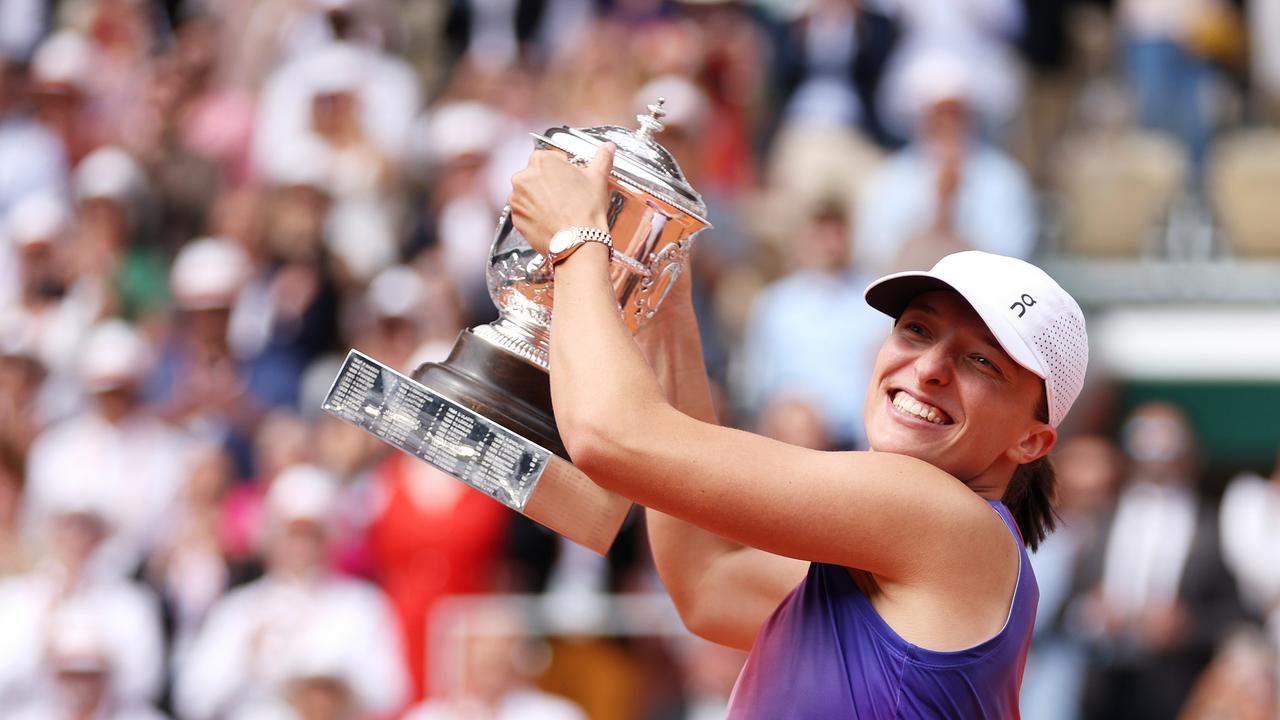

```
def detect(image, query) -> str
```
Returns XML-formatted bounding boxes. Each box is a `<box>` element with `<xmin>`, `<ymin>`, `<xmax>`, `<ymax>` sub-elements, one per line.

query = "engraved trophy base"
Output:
<box><xmin>322</xmin><ymin>335</ymin><xmax>631</xmax><ymax>555</ymax></box>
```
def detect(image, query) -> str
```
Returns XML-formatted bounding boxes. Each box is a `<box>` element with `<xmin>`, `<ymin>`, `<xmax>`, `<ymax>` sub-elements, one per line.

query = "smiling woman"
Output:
<box><xmin>506</xmin><ymin>145</ymin><xmax>1089</xmax><ymax>719</ymax></box>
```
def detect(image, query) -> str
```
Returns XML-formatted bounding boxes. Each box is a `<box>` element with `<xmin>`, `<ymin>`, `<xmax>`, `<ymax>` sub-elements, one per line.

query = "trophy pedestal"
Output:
<box><xmin>412</xmin><ymin>329</ymin><xmax>565</xmax><ymax>459</ymax></box>
<box><xmin>323</xmin><ymin>338</ymin><xmax>631</xmax><ymax>555</ymax></box>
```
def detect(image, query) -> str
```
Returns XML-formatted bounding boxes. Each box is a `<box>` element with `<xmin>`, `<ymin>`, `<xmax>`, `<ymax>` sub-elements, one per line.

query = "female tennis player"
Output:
<box><xmin>508</xmin><ymin>143</ymin><xmax>1088</xmax><ymax>718</ymax></box>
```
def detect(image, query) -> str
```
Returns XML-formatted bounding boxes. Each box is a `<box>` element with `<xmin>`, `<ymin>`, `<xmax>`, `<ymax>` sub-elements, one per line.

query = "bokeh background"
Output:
<box><xmin>0</xmin><ymin>0</ymin><xmax>1278</xmax><ymax>718</ymax></box>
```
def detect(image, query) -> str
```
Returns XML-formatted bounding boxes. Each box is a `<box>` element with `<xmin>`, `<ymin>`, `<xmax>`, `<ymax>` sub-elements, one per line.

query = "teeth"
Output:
<box><xmin>893</xmin><ymin>392</ymin><xmax>947</xmax><ymax>425</ymax></box>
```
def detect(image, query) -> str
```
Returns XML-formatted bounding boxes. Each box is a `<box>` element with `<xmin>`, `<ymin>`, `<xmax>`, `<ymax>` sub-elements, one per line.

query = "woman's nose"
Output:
<box><xmin>913</xmin><ymin>344</ymin><xmax>954</xmax><ymax>386</ymax></box>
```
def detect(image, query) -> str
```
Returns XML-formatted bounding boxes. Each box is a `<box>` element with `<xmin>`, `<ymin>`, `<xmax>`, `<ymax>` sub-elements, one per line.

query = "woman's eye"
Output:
<box><xmin>971</xmin><ymin>355</ymin><xmax>1001</xmax><ymax>374</ymax></box>
<box><xmin>904</xmin><ymin>323</ymin><xmax>926</xmax><ymax>336</ymax></box>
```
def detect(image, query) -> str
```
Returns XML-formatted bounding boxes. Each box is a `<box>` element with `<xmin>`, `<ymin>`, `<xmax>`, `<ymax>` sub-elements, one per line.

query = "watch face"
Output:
<box><xmin>548</xmin><ymin>229</ymin><xmax>574</xmax><ymax>255</ymax></box>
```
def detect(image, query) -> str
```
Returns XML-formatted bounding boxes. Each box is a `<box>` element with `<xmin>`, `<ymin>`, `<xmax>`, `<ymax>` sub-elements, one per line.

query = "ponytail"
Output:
<box><xmin>1001</xmin><ymin>392</ymin><xmax>1058</xmax><ymax>551</ymax></box>
<box><xmin>1002</xmin><ymin>456</ymin><xmax>1057</xmax><ymax>551</ymax></box>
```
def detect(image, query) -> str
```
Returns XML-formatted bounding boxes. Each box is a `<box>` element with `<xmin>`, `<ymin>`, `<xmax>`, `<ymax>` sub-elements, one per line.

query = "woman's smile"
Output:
<box><xmin>888</xmin><ymin>389</ymin><xmax>954</xmax><ymax>426</ymax></box>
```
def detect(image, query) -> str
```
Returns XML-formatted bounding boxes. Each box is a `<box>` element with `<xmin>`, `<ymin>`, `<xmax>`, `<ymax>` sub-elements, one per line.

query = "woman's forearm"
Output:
<box><xmin>549</xmin><ymin>251</ymin><xmax>801</xmax><ymax>644</ymax></box>
<box><xmin>548</xmin><ymin>243</ymin><xmax>672</xmax><ymax>467</ymax></box>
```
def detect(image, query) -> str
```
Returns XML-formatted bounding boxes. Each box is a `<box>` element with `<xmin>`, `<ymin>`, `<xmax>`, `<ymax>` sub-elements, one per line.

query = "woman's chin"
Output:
<box><xmin>866</xmin><ymin>425</ymin><xmax>949</xmax><ymax>465</ymax></box>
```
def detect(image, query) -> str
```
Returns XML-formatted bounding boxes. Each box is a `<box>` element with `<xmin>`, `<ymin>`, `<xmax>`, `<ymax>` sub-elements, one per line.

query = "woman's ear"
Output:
<box><xmin>1008</xmin><ymin>424</ymin><xmax>1056</xmax><ymax>466</ymax></box>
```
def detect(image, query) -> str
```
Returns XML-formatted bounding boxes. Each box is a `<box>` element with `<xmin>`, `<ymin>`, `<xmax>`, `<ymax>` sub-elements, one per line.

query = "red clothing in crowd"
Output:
<box><xmin>365</xmin><ymin>452</ymin><xmax>511</xmax><ymax>700</ymax></box>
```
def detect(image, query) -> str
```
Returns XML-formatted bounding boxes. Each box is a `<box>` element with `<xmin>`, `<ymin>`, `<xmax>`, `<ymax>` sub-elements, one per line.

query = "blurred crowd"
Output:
<box><xmin>0</xmin><ymin>0</ymin><xmax>1278</xmax><ymax>718</ymax></box>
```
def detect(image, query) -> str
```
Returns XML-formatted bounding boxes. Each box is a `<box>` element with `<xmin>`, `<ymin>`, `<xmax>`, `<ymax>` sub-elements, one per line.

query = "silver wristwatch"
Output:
<box><xmin>547</xmin><ymin>226</ymin><xmax>613</xmax><ymax>269</ymax></box>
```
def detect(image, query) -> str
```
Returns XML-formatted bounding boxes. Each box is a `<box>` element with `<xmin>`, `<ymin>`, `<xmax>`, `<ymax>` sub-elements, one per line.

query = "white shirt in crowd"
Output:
<box><xmin>854</xmin><ymin>144</ymin><xmax>1036</xmax><ymax>275</ymax></box>
<box><xmin>25</xmin><ymin>410</ymin><xmax>192</xmax><ymax>577</ymax></box>
<box><xmin>405</xmin><ymin>688</ymin><xmax>587</xmax><ymax>720</ymax></box>
<box><xmin>0</xmin><ymin>116</ymin><xmax>67</xmax><ymax>312</ymax></box>
<box><xmin>174</xmin><ymin>574</ymin><xmax>409</xmax><ymax>720</ymax></box>
<box><xmin>8</xmin><ymin>699</ymin><xmax>169</xmax><ymax>720</ymax></box>
<box><xmin>0</xmin><ymin>565</ymin><xmax>165</xmax><ymax>710</ymax></box>
<box><xmin>1100</xmin><ymin>481</ymin><xmax>1197</xmax><ymax>619</ymax></box>
<box><xmin>1219</xmin><ymin>473</ymin><xmax>1280</xmax><ymax>615</ymax></box>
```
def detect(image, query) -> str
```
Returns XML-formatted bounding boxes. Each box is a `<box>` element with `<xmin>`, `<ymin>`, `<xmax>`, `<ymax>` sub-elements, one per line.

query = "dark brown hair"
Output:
<box><xmin>1001</xmin><ymin>393</ymin><xmax>1057</xmax><ymax>551</ymax></box>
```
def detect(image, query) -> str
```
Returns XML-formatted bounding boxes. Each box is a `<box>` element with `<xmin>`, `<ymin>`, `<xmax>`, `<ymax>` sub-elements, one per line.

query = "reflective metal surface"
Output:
<box><xmin>478</xmin><ymin>99</ymin><xmax>712</xmax><ymax>369</ymax></box>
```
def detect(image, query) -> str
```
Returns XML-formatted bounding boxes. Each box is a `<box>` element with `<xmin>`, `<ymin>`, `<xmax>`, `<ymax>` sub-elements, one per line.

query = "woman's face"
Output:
<box><xmin>863</xmin><ymin>291</ymin><xmax>1053</xmax><ymax>483</ymax></box>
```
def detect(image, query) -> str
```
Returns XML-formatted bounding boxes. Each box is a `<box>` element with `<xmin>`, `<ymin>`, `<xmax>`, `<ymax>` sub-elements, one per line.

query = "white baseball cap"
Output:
<box><xmin>864</xmin><ymin>251</ymin><xmax>1088</xmax><ymax>427</ymax></box>
<box><xmin>7</xmin><ymin>192</ymin><xmax>70</xmax><ymax>247</ymax></box>
<box><xmin>268</xmin><ymin>464</ymin><xmax>338</xmax><ymax>526</ymax></box>
<box><xmin>32</xmin><ymin>31</ymin><xmax>92</xmax><ymax>88</ymax></box>
<box><xmin>170</xmin><ymin>237</ymin><xmax>250</xmax><ymax>310</ymax></box>
<box><xmin>367</xmin><ymin>264</ymin><xmax>425</xmax><ymax>319</ymax></box>
<box><xmin>79</xmin><ymin>319</ymin><xmax>151</xmax><ymax>391</ymax></box>
<box><xmin>74</xmin><ymin>146</ymin><xmax>145</xmax><ymax>204</ymax></box>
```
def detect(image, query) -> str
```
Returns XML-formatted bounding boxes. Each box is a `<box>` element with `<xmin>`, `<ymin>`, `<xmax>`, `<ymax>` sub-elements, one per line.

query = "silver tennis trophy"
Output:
<box><xmin>323</xmin><ymin>100</ymin><xmax>710</xmax><ymax>554</ymax></box>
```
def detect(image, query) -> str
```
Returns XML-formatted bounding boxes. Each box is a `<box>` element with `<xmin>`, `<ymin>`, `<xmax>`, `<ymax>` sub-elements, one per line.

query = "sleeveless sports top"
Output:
<box><xmin>727</xmin><ymin>500</ymin><xmax>1037</xmax><ymax>719</ymax></box>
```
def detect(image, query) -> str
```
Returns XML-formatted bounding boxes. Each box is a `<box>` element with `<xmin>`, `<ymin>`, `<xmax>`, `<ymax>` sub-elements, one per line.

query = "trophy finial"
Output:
<box><xmin>635</xmin><ymin>97</ymin><xmax>667</xmax><ymax>141</ymax></box>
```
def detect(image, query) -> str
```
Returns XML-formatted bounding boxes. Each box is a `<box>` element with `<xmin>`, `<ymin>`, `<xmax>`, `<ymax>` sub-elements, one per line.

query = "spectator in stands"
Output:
<box><xmin>738</xmin><ymin>200</ymin><xmax>884</xmax><ymax>448</ymax></box>
<box><xmin>175</xmin><ymin>464</ymin><xmax>408</xmax><ymax>720</ymax></box>
<box><xmin>232</xmin><ymin>152</ymin><xmax>344</xmax><ymax>413</ymax></box>
<box><xmin>1116</xmin><ymin>0</ymin><xmax>1234</xmax><ymax>169</ymax></box>
<box><xmin>28</xmin><ymin>32</ymin><xmax>104</xmax><ymax>171</ymax></box>
<box><xmin>878</xmin><ymin>0</ymin><xmax>1025</xmax><ymax>138</ymax></box>
<box><xmin>155</xmin><ymin>16</ymin><xmax>256</xmax><ymax>189</ymax></box>
<box><xmin>364</xmin><ymin>450</ymin><xmax>510</xmax><ymax>701</ymax></box>
<box><xmin>670</xmin><ymin>0</ymin><xmax>770</xmax><ymax>197</ymax></box>
<box><xmin>354</xmin><ymin>264</ymin><xmax>429</xmax><ymax>374</ymax></box>
<box><xmin>1218</xmin><ymin>451</ymin><xmax>1280</xmax><ymax>619</ymax></box>
<box><xmin>0</xmin><ymin>193</ymin><xmax>100</xmax><ymax>420</ymax></box>
<box><xmin>25</xmin><ymin>320</ymin><xmax>193</xmax><ymax>580</ymax></box>
<box><xmin>150</xmin><ymin>237</ymin><xmax>264</xmax><ymax>472</ymax></box>
<box><xmin>143</xmin><ymin>446</ymin><xmax>248</xmax><ymax>668</ymax></box>
<box><xmin>8</xmin><ymin>600</ymin><xmax>171</xmax><ymax>720</ymax></box>
<box><xmin>771</xmin><ymin>0</ymin><xmax>901</xmax><ymax>146</ymax></box>
<box><xmin>404</xmin><ymin>603</ymin><xmax>586</xmax><ymax>720</ymax></box>
<box><xmin>1021</xmin><ymin>435</ymin><xmax>1124</xmax><ymax>720</ymax></box>
<box><xmin>0</xmin><ymin>54</ymin><xmax>67</xmax><ymax>225</ymax></box>
<box><xmin>71</xmin><ymin>146</ymin><xmax>165</xmax><ymax>320</ymax></box>
<box><xmin>72</xmin><ymin>0</ymin><xmax>156</xmax><ymax>150</ymax></box>
<box><xmin>855</xmin><ymin>52</ymin><xmax>1036</xmax><ymax>275</ymax></box>
<box><xmin>0</xmin><ymin>473</ymin><xmax>165</xmax><ymax>711</ymax></box>
<box><xmin>232</xmin><ymin>623</ymin><xmax>397</xmax><ymax>720</ymax></box>
<box><xmin>1071</xmin><ymin>402</ymin><xmax>1242</xmax><ymax>720</ymax></box>
<box><xmin>253</xmin><ymin>13</ymin><xmax>420</xmax><ymax>282</ymax></box>
<box><xmin>413</xmin><ymin>100</ymin><xmax>506</xmax><ymax>324</ymax></box>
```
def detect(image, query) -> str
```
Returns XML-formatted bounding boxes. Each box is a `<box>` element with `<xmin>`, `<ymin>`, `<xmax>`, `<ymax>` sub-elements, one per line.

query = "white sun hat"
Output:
<box><xmin>864</xmin><ymin>251</ymin><xmax>1088</xmax><ymax>427</ymax></box>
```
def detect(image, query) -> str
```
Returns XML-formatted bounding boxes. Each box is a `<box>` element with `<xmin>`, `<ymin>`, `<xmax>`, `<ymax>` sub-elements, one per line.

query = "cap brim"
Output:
<box><xmin>864</xmin><ymin>271</ymin><xmax>954</xmax><ymax>319</ymax></box>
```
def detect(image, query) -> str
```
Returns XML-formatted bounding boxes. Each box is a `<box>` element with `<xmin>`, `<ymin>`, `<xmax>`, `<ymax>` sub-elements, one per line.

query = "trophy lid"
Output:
<box><xmin>536</xmin><ymin>99</ymin><xmax>709</xmax><ymax>225</ymax></box>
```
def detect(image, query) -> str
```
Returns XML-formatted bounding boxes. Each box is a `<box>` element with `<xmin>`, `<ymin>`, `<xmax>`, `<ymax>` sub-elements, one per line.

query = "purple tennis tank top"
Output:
<box><xmin>727</xmin><ymin>500</ymin><xmax>1037</xmax><ymax>719</ymax></box>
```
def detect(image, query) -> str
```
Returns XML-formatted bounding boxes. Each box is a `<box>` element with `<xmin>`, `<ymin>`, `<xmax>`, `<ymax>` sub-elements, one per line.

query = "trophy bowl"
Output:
<box><xmin>323</xmin><ymin>100</ymin><xmax>710</xmax><ymax>554</ymax></box>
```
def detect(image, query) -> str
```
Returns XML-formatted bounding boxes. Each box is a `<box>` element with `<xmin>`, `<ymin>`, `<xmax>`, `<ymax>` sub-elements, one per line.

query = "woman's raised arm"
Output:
<box><xmin>509</xmin><ymin>145</ymin><xmax>1013</xmax><ymax>621</ymax></box>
